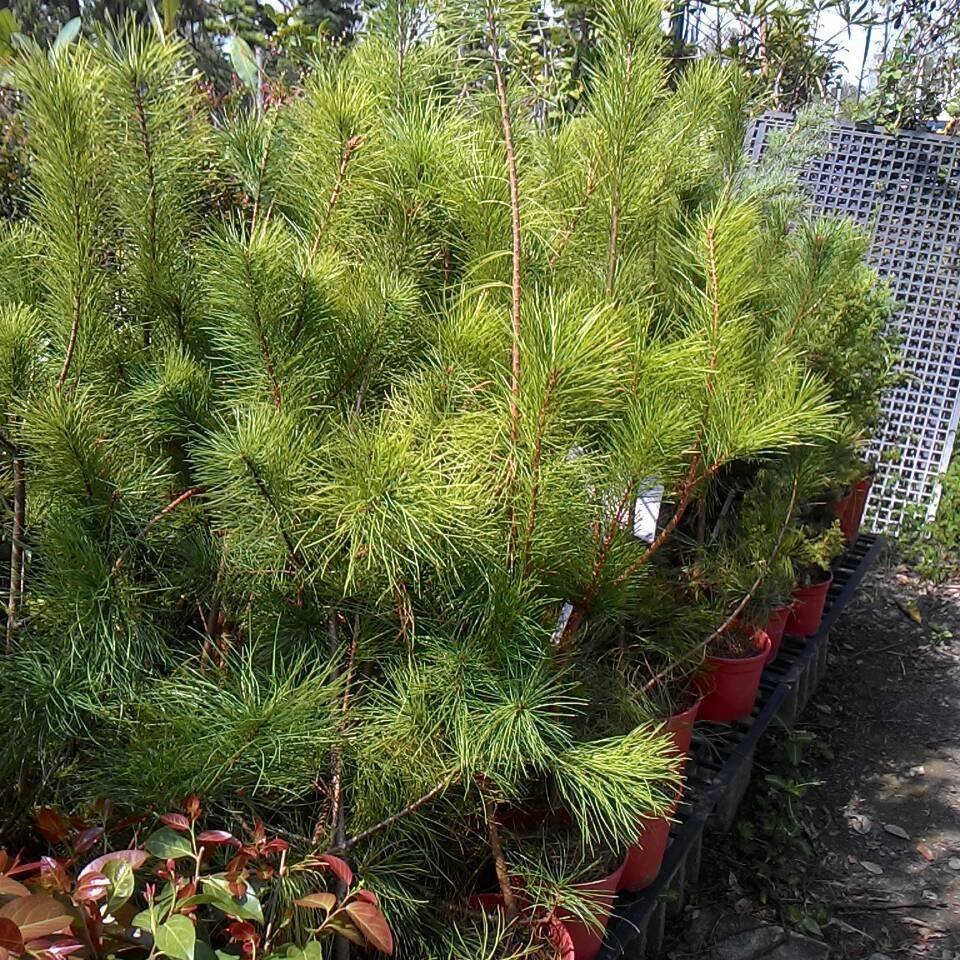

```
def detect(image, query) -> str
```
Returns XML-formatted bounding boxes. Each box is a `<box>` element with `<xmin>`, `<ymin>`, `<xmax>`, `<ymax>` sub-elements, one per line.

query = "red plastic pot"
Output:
<box><xmin>697</xmin><ymin>631</ymin><xmax>771</xmax><ymax>724</ymax></box>
<box><xmin>541</xmin><ymin>916</ymin><xmax>576</xmax><ymax>960</ymax></box>
<box><xmin>785</xmin><ymin>571</ymin><xmax>833</xmax><ymax>637</ymax></box>
<box><xmin>558</xmin><ymin>854</ymin><xmax>626</xmax><ymax>960</ymax></box>
<box><xmin>662</xmin><ymin>695</ymin><xmax>701</xmax><ymax>762</ymax></box>
<box><xmin>763</xmin><ymin>606</ymin><xmax>790</xmax><ymax>664</ymax></box>
<box><xmin>834</xmin><ymin>474</ymin><xmax>873</xmax><ymax>544</ymax></box>
<box><xmin>620</xmin><ymin>698</ymin><xmax>701</xmax><ymax>892</ymax></box>
<box><xmin>620</xmin><ymin>812</ymin><xmax>672</xmax><ymax>892</ymax></box>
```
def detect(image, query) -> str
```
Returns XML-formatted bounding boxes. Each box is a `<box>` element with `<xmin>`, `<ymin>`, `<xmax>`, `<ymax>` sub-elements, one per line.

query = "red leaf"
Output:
<box><xmin>226</xmin><ymin>921</ymin><xmax>258</xmax><ymax>945</ymax></box>
<box><xmin>260</xmin><ymin>839</ymin><xmax>288</xmax><ymax>856</ymax></box>
<box><xmin>26</xmin><ymin>937</ymin><xmax>84</xmax><ymax>960</ymax></box>
<box><xmin>316</xmin><ymin>855</ymin><xmax>353</xmax><ymax>888</ymax></box>
<box><xmin>183</xmin><ymin>796</ymin><xmax>202</xmax><ymax>823</ymax></box>
<box><xmin>159</xmin><ymin>814</ymin><xmax>191</xmax><ymax>833</ymax></box>
<box><xmin>78</xmin><ymin>850</ymin><xmax>149</xmax><ymax>880</ymax></box>
<box><xmin>196</xmin><ymin>831</ymin><xmax>236</xmax><ymax>846</ymax></box>
<box><xmin>73</xmin><ymin>873</ymin><xmax>110</xmax><ymax>904</ymax></box>
<box><xmin>0</xmin><ymin>919</ymin><xmax>23</xmax><ymax>955</ymax></box>
<box><xmin>353</xmin><ymin>889</ymin><xmax>378</xmax><ymax>906</ymax></box>
<box><xmin>294</xmin><ymin>893</ymin><xmax>337</xmax><ymax>912</ymax></box>
<box><xmin>50</xmin><ymin>940</ymin><xmax>85</xmax><ymax>958</ymax></box>
<box><xmin>72</xmin><ymin>828</ymin><xmax>104</xmax><ymax>855</ymax></box>
<box><xmin>0</xmin><ymin>877</ymin><xmax>29</xmax><ymax>898</ymax></box>
<box><xmin>110</xmin><ymin>813</ymin><xmax>147</xmax><ymax>832</ymax></box>
<box><xmin>225</xmin><ymin>855</ymin><xmax>249</xmax><ymax>875</ymax></box>
<box><xmin>0</xmin><ymin>896</ymin><xmax>73</xmax><ymax>940</ymax></box>
<box><xmin>343</xmin><ymin>901</ymin><xmax>393</xmax><ymax>955</ymax></box>
<box><xmin>34</xmin><ymin>811</ymin><xmax>70</xmax><ymax>846</ymax></box>
<box><xmin>227</xmin><ymin>878</ymin><xmax>247</xmax><ymax>899</ymax></box>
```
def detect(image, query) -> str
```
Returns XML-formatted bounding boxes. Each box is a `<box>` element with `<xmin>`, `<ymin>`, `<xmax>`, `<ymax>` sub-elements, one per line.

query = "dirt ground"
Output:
<box><xmin>669</xmin><ymin>548</ymin><xmax>960</xmax><ymax>960</ymax></box>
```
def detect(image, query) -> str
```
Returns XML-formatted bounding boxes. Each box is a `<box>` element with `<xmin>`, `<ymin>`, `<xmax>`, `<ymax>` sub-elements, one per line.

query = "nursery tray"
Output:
<box><xmin>597</xmin><ymin>533</ymin><xmax>883</xmax><ymax>959</ymax></box>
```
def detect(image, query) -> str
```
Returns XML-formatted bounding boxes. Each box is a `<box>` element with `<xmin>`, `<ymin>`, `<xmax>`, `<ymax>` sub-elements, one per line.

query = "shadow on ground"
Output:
<box><xmin>667</xmin><ymin>550</ymin><xmax>960</xmax><ymax>960</ymax></box>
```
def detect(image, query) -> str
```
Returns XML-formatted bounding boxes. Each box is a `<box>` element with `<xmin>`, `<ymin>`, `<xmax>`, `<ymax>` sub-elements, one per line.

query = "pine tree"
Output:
<box><xmin>0</xmin><ymin>4</ymin><xmax>895</xmax><ymax>957</ymax></box>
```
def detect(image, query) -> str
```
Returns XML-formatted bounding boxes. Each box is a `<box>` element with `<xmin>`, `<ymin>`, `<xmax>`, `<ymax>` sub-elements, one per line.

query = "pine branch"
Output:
<box><xmin>251</xmin><ymin>111</ymin><xmax>278</xmax><ymax>235</ymax></box>
<box><xmin>241</xmin><ymin>254</ymin><xmax>282</xmax><ymax>410</ymax></box>
<box><xmin>132</xmin><ymin>77</ymin><xmax>158</xmax><ymax>347</ymax></box>
<box><xmin>113</xmin><ymin>485</ymin><xmax>205</xmax><ymax>573</ymax></box>
<box><xmin>604</xmin><ymin>41</ymin><xmax>634</xmax><ymax>297</ymax></box>
<box><xmin>610</xmin><ymin>454</ymin><xmax>728</xmax><ymax>590</ymax></box>
<box><xmin>241</xmin><ymin>454</ymin><xmax>302</xmax><ymax>568</ymax></box>
<box><xmin>329</xmin><ymin>769</ymin><xmax>460</xmax><ymax>854</ymax></box>
<box><xmin>485</xmin><ymin>3</ymin><xmax>523</xmax><ymax>564</ymax></box>
<box><xmin>309</xmin><ymin>134</ymin><xmax>363</xmax><ymax>260</ymax></box>
<box><xmin>56</xmin><ymin>205</ymin><xmax>84</xmax><ymax>393</ymax></box>
<box><xmin>521</xmin><ymin>367</ymin><xmax>557</xmax><ymax>576</ymax></box>
<box><xmin>548</xmin><ymin>171</ymin><xmax>598</xmax><ymax>268</ymax></box>
<box><xmin>706</xmin><ymin>224</ymin><xmax>721</xmax><ymax>357</ymax></box>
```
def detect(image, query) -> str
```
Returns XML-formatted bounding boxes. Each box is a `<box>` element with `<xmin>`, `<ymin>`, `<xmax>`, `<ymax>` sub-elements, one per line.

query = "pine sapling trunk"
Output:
<box><xmin>486</xmin><ymin>3</ymin><xmax>523</xmax><ymax>564</ymax></box>
<box><xmin>6</xmin><ymin>454</ymin><xmax>25</xmax><ymax>651</ymax></box>
<box><xmin>484</xmin><ymin>794</ymin><xmax>518</xmax><ymax>921</ymax></box>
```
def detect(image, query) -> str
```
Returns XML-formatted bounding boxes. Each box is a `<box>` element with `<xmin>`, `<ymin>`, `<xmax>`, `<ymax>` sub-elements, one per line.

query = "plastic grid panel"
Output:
<box><xmin>747</xmin><ymin>113</ymin><xmax>960</xmax><ymax>532</ymax></box>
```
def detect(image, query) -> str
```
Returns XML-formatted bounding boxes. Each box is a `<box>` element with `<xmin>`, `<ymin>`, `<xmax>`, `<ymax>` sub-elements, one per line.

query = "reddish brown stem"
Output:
<box><xmin>330</xmin><ymin>770</ymin><xmax>459</xmax><ymax>854</ymax></box>
<box><xmin>485</xmin><ymin>796</ymin><xmax>518</xmax><ymax>922</ymax></box>
<box><xmin>610</xmin><ymin>456</ymin><xmax>728</xmax><ymax>590</ymax></box>
<box><xmin>310</xmin><ymin>135</ymin><xmax>363</xmax><ymax>261</ymax></box>
<box><xmin>113</xmin><ymin>486</ymin><xmax>205</xmax><ymax>573</ymax></box>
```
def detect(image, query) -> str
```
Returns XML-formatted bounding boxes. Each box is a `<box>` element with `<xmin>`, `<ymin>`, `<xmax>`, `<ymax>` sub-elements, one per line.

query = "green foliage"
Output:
<box><xmin>0</xmin><ymin>8</ymin><xmax>896</xmax><ymax>957</ymax></box>
<box><xmin>0</xmin><ymin>800</ymin><xmax>395</xmax><ymax>959</ymax></box>
<box><xmin>899</xmin><ymin>455</ymin><xmax>960</xmax><ymax>581</ymax></box>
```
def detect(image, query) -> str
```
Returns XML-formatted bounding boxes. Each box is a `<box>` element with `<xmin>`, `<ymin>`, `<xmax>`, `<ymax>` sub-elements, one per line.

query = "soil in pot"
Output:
<box><xmin>785</xmin><ymin>569</ymin><xmax>833</xmax><ymax>636</ymax></box>
<box><xmin>697</xmin><ymin>629</ymin><xmax>770</xmax><ymax>724</ymax></box>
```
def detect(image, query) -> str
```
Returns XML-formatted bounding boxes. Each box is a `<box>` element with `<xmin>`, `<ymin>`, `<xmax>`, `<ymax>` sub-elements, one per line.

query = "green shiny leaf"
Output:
<box><xmin>155</xmin><ymin>915</ymin><xmax>196</xmax><ymax>960</ymax></box>
<box><xmin>145</xmin><ymin>827</ymin><xmax>195</xmax><ymax>860</ymax></box>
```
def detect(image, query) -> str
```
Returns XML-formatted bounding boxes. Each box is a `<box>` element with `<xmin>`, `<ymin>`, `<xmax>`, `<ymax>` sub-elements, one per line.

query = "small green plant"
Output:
<box><xmin>0</xmin><ymin>798</ymin><xmax>394</xmax><ymax>960</ymax></box>
<box><xmin>898</xmin><ymin>456</ymin><xmax>960</xmax><ymax>581</ymax></box>
<box><xmin>726</xmin><ymin>725</ymin><xmax>830</xmax><ymax>925</ymax></box>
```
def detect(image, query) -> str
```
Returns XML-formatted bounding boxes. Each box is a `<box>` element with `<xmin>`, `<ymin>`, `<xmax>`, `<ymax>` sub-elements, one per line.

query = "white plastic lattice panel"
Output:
<box><xmin>748</xmin><ymin>112</ymin><xmax>960</xmax><ymax>533</ymax></box>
